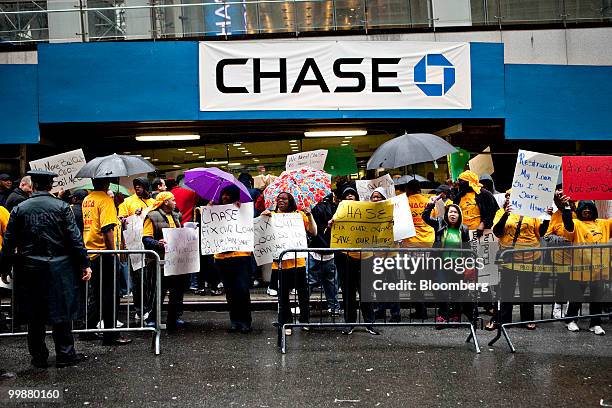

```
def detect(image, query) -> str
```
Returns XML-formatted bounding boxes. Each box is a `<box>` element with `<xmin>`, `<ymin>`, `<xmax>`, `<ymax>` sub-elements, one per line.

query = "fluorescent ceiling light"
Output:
<box><xmin>123</xmin><ymin>151</ymin><xmax>131</xmax><ymax>154</ymax></box>
<box><xmin>228</xmin><ymin>163</ymin><xmax>242</xmax><ymax>167</ymax></box>
<box><xmin>344</xmin><ymin>136</ymin><xmax>353</xmax><ymax>139</ymax></box>
<box><xmin>135</xmin><ymin>134</ymin><xmax>200</xmax><ymax>142</ymax></box>
<box><xmin>185</xmin><ymin>151</ymin><xmax>193</xmax><ymax>154</ymax></box>
<box><xmin>245</xmin><ymin>152</ymin><xmax>252</xmax><ymax>155</ymax></box>
<box><xmin>253</xmin><ymin>159</ymin><xmax>260</xmax><ymax>162</ymax></box>
<box><xmin>340</xmin><ymin>143</ymin><xmax>349</xmax><ymax>146</ymax></box>
<box><xmin>198</xmin><ymin>155</ymin><xmax>206</xmax><ymax>159</ymax></box>
<box><xmin>232</xmin><ymin>143</ymin><xmax>242</xmax><ymax>147</ymax></box>
<box><xmin>177</xmin><ymin>148</ymin><xmax>186</xmax><ymax>151</ymax></box>
<box><xmin>143</xmin><ymin>156</ymin><xmax>151</xmax><ymax>160</ymax></box>
<box><xmin>206</xmin><ymin>160</ymin><xmax>229</xmax><ymax>165</ymax></box>
<box><xmin>172</xmin><ymin>165</ymin><xmax>181</xmax><ymax>168</ymax></box>
<box><xmin>237</xmin><ymin>147</ymin><xmax>246</xmax><ymax>150</ymax></box>
<box><xmin>152</xmin><ymin>158</ymin><xmax>159</xmax><ymax>162</ymax></box>
<box><xmin>304</xmin><ymin>129</ymin><xmax>367</xmax><ymax>137</ymax></box>
<box><xmin>289</xmin><ymin>139</ymin><xmax>298</xmax><ymax>142</ymax></box>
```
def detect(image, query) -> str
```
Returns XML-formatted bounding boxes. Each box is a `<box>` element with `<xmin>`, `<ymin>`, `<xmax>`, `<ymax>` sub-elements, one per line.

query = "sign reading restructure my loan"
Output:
<box><xmin>199</xmin><ymin>41</ymin><xmax>471</xmax><ymax>111</ymax></box>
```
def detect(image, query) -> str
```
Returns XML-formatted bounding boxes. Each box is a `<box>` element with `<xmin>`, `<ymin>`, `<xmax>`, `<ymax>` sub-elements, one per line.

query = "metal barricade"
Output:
<box><xmin>488</xmin><ymin>243</ymin><xmax>612</xmax><ymax>352</ymax></box>
<box><xmin>276</xmin><ymin>247</ymin><xmax>484</xmax><ymax>354</ymax></box>
<box><xmin>0</xmin><ymin>249</ymin><xmax>162</xmax><ymax>355</ymax></box>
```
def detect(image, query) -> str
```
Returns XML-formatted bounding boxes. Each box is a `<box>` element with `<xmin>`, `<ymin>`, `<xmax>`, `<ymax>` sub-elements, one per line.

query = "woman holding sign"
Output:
<box><xmin>492</xmin><ymin>189</ymin><xmax>551</xmax><ymax>330</ymax></box>
<box><xmin>212</xmin><ymin>185</ymin><xmax>253</xmax><ymax>334</ymax></box>
<box><xmin>262</xmin><ymin>192</ymin><xmax>317</xmax><ymax>336</ymax></box>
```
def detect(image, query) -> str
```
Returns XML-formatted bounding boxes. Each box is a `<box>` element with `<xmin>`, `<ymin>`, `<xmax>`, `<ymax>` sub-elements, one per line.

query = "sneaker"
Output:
<box><xmin>284</xmin><ymin>328</ymin><xmax>292</xmax><ymax>336</ymax></box>
<box><xmin>134</xmin><ymin>312</ymin><xmax>150</xmax><ymax>321</ymax></box>
<box><xmin>567</xmin><ymin>321</ymin><xmax>580</xmax><ymax>332</ymax></box>
<box><xmin>589</xmin><ymin>325</ymin><xmax>606</xmax><ymax>336</ymax></box>
<box><xmin>56</xmin><ymin>353</ymin><xmax>87</xmax><ymax>368</ymax></box>
<box><xmin>342</xmin><ymin>326</ymin><xmax>355</xmax><ymax>335</ymax></box>
<box><xmin>435</xmin><ymin>316</ymin><xmax>447</xmax><ymax>330</ymax></box>
<box><xmin>328</xmin><ymin>308</ymin><xmax>341</xmax><ymax>317</ymax></box>
<box><xmin>290</xmin><ymin>288</ymin><xmax>297</xmax><ymax>295</ymax></box>
<box><xmin>365</xmin><ymin>326</ymin><xmax>381</xmax><ymax>335</ymax></box>
<box><xmin>290</xmin><ymin>307</ymin><xmax>300</xmax><ymax>315</ymax></box>
<box><xmin>266</xmin><ymin>288</ymin><xmax>278</xmax><ymax>297</ymax></box>
<box><xmin>552</xmin><ymin>303</ymin><xmax>563</xmax><ymax>319</ymax></box>
<box><xmin>175</xmin><ymin>319</ymin><xmax>186</xmax><ymax>327</ymax></box>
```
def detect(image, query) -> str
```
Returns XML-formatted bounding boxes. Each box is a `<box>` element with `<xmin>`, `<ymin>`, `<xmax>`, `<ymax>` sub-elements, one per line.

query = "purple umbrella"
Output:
<box><xmin>184</xmin><ymin>167</ymin><xmax>252</xmax><ymax>203</ymax></box>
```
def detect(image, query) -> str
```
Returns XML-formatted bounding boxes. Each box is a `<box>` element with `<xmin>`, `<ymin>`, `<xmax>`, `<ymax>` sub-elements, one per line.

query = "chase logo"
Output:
<box><xmin>414</xmin><ymin>54</ymin><xmax>455</xmax><ymax>96</ymax></box>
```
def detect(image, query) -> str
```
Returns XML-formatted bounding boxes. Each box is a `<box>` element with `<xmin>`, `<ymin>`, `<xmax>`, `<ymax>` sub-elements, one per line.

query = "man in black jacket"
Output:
<box><xmin>5</xmin><ymin>176</ymin><xmax>32</xmax><ymax>212</ymax></box>
<box><xmin>0</xmin><ymin>170</ymin><xmax>92</xmax><ymax>368</ymax></box>
<box><xmin>0</xmin><ymin>174</ymin><xmax>13</xmax><ymax>207</ymax></box>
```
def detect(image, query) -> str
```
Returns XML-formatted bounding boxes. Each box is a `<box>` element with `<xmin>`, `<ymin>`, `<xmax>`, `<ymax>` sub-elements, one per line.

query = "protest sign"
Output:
<box><xmin>389</xmin><ymin>194</ymin><xmax>416</xmax><ymax>240</ymax></box>
<box><xmin>509</xmin><ymin>150</ymin><xmax>561</xmax><ymax>218</ymax></box>
<box><xmin>162</xmin><ymin>228</ymin><xmax>200</xmax><ymax>276</ymax></box>
<box><xmin>356</xmin><ymin>174</ymin><xmax>396</xmax><ymax>201</ymax></box>
<box><xmin>253</xmin><ymin>213</ymin><xmax>308</xmax><ymax>266</ymax></box>
<box><xmin>468</xmin><ymin>146</ymin><xmax>494</xmax><ymax>176</ymax></box>
<box><xmin>469</xmin><ymin>230</ymin><xmax>499</xmax><ymax>285</ymax></box>
<box><xmin>29</xmin><ymin>149</ymin><xmax>88</xmax><ymax>193</ymax></box>
<box><xmin>562</xmin><ymin>156</ymin><xmax>612</xmax><ymax>200</ymax></box>
<box><xmin>200</xmin><ymin>202</ymin><xmax>254</xmax><ymax>255</ymax></box>
<box><xmin>123</xmin><ymin>215</ymin><xmax>145</xmax><ymax>271</ymax></box>
<box><xmin>286</xmin><ymin>150</ymin><xmax>328</xmax><ymax>171</ymax></box>
<box><xmin>331</xmin><ymin>200</ymin><xmax>394</xmax><ymax>248</ymax></box>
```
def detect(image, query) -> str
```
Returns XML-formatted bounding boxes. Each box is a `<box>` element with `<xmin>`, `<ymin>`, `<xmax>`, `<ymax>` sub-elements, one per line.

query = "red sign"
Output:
<box><xmin>562</xmin><ymin>156</ymin><xmax>612</xmax><ymax>200</ymax></box>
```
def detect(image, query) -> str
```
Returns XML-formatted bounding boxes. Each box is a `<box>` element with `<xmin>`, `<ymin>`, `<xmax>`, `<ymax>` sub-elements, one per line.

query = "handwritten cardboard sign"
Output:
<box><xmin>162</xmin><ymin>228</ymin><xmax>200</xmax><ymax>276</ymax></box>
<box><xmin>562</xmin><ymin>156</ymin><xmax>612</xmax><ymax>200</ymax></box>
<box><xmin>389</xmin><ymin>194</ymin><xmax>416</xmax><ymax>241</ymax></box>
<box><xmin>469</xmin><ymin>229</ymin><xmax>499</xmax><ymax>285</ymax></box>
<box><xmin>331</xmin><ymin>200</ymin><xmax>394</xmax><ymax>248</ymax></box>
<box><xmin>29</xmin><ymin>149</ymin><xmax>88</xmax><ymax>193</ymax></box>
<box><xmin>200</xmin><ymin>202</ymin><xmax>254</xmax><ymax>255</ymax></box>
<box><xmin>123</xmin><ymin>215</ymin><xmax>145</xmax><ymax>271</ymax></box>
<box><xmin>468</xmin><ymin>146</ymin><xmax>494</xmax><ymax>176</ymax></box>
<box><xmin>509</xmin><ymin>150</ymin><xmax>561</xmax><ymax>218</ymax></box>
<box><xmin>286</xmin><ymin>149</ymin><xmax>328</xmax><ymax>171</ymax></box>
<box><xmin>355</xmin><ymin>174</ymin><xmax>396</xmax><ymax>202</ymax></box>
<box><xmin>253</xmin><ymin>213</ymin><xmax>308</xmax><ymax>266</ymax></box>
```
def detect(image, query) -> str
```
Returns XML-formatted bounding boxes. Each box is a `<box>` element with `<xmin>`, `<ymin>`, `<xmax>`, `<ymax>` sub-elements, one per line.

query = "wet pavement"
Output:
<box><xmin>1</xmin><ymin>310</ymin><xmax>611</xmax><ymax>407</ymax></box>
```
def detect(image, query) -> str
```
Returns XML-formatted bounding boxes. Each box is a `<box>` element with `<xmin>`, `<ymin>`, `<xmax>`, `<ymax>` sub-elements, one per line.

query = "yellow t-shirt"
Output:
<box><xmin>0</xmin><ymin>205</ymin><xmax>10</xmax><ymax>252</ymax></box>
<box><xmin>459</xmin><ymin>191</ymin><xmax>481</xmax><ymax>230</ymax></box>
<box><xmin>118</xmin><ymin>194</ymin><xmax>155</xmax><ymax>218</ymax></box>
<box><xmin>143</xmin><ymin>212</ymin><xmax>177</xmax><ymax>238</ymax></box>
<box><xmin>272</xmin><ymin>211</ymin><xmax>310</xmax><ymax>270</ymax></box>
<box><xmin>82</xmin><ymin>191</ymin><xmax>118</xmax><ymax>253</ymax></box>
<box><xmin>562</xmin><ymin>217</ymin><xmax>612</xmax><ymax>280</ymax></box>
<box><xmin>402</xmin><ymin>193</ymin><xmax>434</xmax><ymax>247</ymax></box>
<box><xmin>493</xmin><ymin>209</ymin><xmax>542</xmax><ymax>262</ymax></box>
<box><xmin>214</xmin><ymin>251</ymin><xmax>252</xmax><ymax>260</ymax></box>
<box><xmin>545</xmin><ymin>210</ymin><xmax>575</xmax><ymax>266</ymax></box>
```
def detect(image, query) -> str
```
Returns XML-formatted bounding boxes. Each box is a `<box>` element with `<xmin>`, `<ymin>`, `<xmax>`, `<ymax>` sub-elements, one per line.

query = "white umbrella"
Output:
<box><xmin>367</xmin><ymin>133</ymin><xmax>457</xmax><ymax>170</ymax></box>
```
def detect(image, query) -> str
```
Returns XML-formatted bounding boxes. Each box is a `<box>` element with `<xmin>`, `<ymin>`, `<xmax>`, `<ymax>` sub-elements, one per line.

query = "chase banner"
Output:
<box><xmin>199</xmin><ymin>41</ymin><xmax>471</xmax><ymax>111</ymax></box>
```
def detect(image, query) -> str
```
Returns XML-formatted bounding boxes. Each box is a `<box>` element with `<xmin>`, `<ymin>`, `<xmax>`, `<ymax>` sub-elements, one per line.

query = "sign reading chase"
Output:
<box><xmin>199</xmin><ymin>41</ymin><xmax>471</xmax><ymax>111</ymax></box>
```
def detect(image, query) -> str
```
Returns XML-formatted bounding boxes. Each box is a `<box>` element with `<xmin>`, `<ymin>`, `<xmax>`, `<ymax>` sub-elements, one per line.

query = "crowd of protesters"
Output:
<box><xmin>0</xmin><ymin>165</ymin><xmax>610</xmax><ymax>373</ymax></box>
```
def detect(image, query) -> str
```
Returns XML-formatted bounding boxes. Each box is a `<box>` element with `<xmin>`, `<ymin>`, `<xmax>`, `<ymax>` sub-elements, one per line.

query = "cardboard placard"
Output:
<box><xmin>331</xmin><ymin>200</ymin><xmax>394</xmax><ymax>248</ymax></box>
<box><xmin>509</xmin><ymin>150</ymin><xmax>561</xmax><ymax>218</ymax></box>
<box><xmin>389</xmin><ymin>194</ymin><xmax>416</xmax><ymax>241</ymax></box>
<box><xmin>123</xmin><ymin>215</ymin><xmax>145</xmax><ymax>271</ymax></box>
<box><xmin>162</xmin><ymin>228</ymin><xmax>200</xmax><ymax>276</ymax></box>
<box><xmin>562</xmin><ymin>156</ymin><xmax>612</xmax><ymax>200</ymax></box>
<box><xmin>29</xmin><ymin>149</ymin><xmax>88</xmax><ymax>193</ymax></box>
<box><xmin>200</xmin><ymin>202</ymin><xmax>254</xmax><ymax>255</ymax></box>
<box><xmin>355</xmin><ymin>174</ymin><xmax>396</xmax><ymax>202</ymax></box>
<box><xmin>286</xmin><ymin>149</ymin><xmax>328</xmax><ymax>171</ymax></box>
<box><xmin>253</xmin><ymin>213</ymin><xmax>308</xmax><ymax>266</ymax></box>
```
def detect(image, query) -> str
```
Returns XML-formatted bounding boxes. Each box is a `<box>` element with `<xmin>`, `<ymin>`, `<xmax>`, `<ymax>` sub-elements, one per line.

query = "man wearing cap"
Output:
<box><xmin>142</xmin><ymin>191</ymin><xmax>187</xmax><ymax>330</ymax></box>
<box><xmin>0</xmin><ymin>170</ymin><xmax>92</xmax><ymax>368</ymax></box>
<box><xmin>0</xmin><ymin>174</ymin><xmax>13</xmax><ymax>207</ymax></box>
<box><xmin>82</xmin><ymin>177</ymin><xmax>132</xmax><ymax>346</ymax></box>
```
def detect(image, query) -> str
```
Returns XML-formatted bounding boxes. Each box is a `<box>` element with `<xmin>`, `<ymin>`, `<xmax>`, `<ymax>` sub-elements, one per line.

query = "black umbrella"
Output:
<box><xmin>367</xmin><ymin>133</ymin><xmax>457</xmax><ymax>170</ymax></box>
<box><xmin>76</xmin><ymin>153</ymin><xmax>155</xmax><ymax>178</ymax></box>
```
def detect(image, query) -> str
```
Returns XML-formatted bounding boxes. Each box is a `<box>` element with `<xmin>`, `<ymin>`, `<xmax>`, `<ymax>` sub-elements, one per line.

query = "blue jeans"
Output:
<box><xmin>307</xmin><ymin>255</ymin><xmax>340</xmax><ymax>311</ymax></box>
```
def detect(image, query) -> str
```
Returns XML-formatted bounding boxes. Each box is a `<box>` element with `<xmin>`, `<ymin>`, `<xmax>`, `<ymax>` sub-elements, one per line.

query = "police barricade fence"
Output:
<box><xmin>276</xmin><ymin>247</ymin><xmax>486</xmax><ymax>354</ymax></box>
<box><xmin>0</xmin><ymin>249</ymin><xmax>162</xmax><ymax>355</ymax></box>
<box><xmin>488</xmin><ymin>243</ymin><xmax>612</xmax><ymax>353</ymax></box>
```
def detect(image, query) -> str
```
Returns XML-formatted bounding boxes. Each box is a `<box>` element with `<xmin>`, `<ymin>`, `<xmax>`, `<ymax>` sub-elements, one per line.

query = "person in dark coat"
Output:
<box><xmin>69</xmin><ymin>189</ymin><xmax>89</xmax><ymax>235</ymax></box>
<box><xmin>5</xmin><ymin>175</ymin><xmax>32</xmax><ymax>212</ymax></box>
<box><xmin>0</xmin><ymin>170</ymin><xmax>92</xmax><ymax>368</ymax></box>
<box><xmin>0</xmin><ymin>174</ymin><xmax>13</xmax><ymax>207</ymax></box>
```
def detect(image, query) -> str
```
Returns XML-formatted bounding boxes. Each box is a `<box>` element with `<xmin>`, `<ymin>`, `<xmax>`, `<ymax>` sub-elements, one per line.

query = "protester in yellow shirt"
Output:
<box><xmin>560</xmin><ymin>198</ymin><xmax>611</xmax><ymax>336</ymax></box>
<box><xmin>332</xmin><ymin>185</ymin><xmax>379</xmax><ymax>335</ymax></box>
<box><xmin>493</xmin><ymin>190</ymin><xmax>551</xmax><ymax>328</ymax></box>
<box><xmin>82</xmin><ymin>177</ymin><xmax>131</xmax><ymax>346</ymax></box>
<box><xmin>454</xmin><ymin>170</ymin><xmax>499</xmax><ymax>236</ymax></box>
<box><xmin>142</xmin><ymin>191</ymin><xmax>187</xmax><ymax>331</ymax></box>
<box><xmin>262</xmin><ymin>192</ymin><xmax>316</xmax><ymax>334</ymax></box>
<box><xmin>0</xmin><ymin>206</ymin><xmax>9</xmax><ymax>252</ymax></box>
<box><xmin>118</xmin><ymin>178</ymin><xmax>155</xmax><ymax>218</ymax></box>
<box><xmin>402</xmin><ymin>179</ymin><xmax>435</xmax><ymax>247</ymax></box>
<box><xmin>212</xmin><ymin>185</ymin><xmax>253</xmax><ymax>334</ymax></box>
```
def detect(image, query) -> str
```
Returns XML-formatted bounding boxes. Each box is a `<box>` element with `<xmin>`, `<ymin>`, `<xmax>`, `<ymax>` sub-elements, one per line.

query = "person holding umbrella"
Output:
<box><xmin>262</xmin><ymin>192</ymin><xmax>317</xmax><ymax>335</ymax></box>
<box><xmin>0</xmin><ymin>170</ymin><xmax>92</xmax><ymax>368</ymax></box>
<box><xmin>212</xmin><ymin>185</ymin><xmax>253</xmax><ymax>334</ymax></box>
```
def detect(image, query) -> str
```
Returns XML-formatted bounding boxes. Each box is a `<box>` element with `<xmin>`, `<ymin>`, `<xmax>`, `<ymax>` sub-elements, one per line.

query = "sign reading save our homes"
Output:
<box><xmin>331</xmin><ymin>200</ymin><xmax>394</xmax><ymax>248</ymax></box>
<box><xmin>29</xmin><ymin>149</ymin><xmax>89</xmax><ymax>193</ymax></box>
<box><xmin>562</xmin><ymin>156</ymin><xmax>612</xmax><ymax>200</ymax></box>
<box><xmin>509</xmin><ymin>150</ymin><xmax>561</xmax><ymax>218</ymax></box>
<box><xmin>200</xmin><ymin>202</ymin><xmax>255</xmax><ymax>255</ymax></box>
